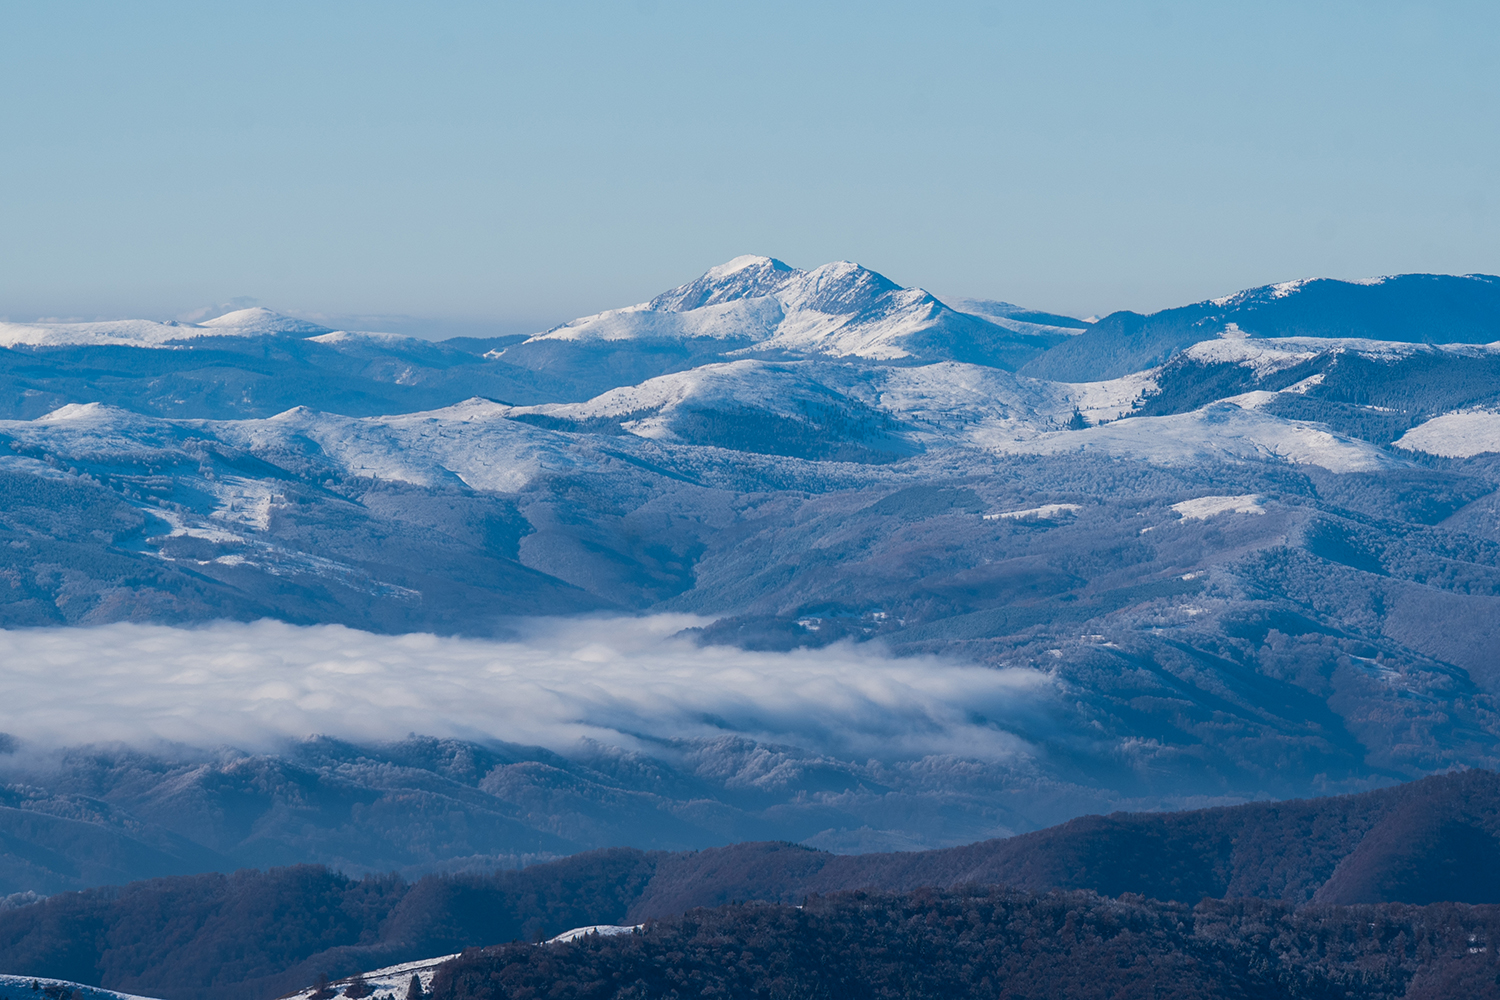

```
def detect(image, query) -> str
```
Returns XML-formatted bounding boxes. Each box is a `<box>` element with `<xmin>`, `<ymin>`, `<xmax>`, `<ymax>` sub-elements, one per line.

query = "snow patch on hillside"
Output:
<box><xmin>862</xmin><ymin>363</ymin><xmax>1045</xmax><ymax>438</ymax></box>
<box><xmin>507</xmin><ymin>361</ymin><xmax>807</xmax><ymax>423</ymax></box>
<box><xmin>1182</xmin><ymin>337</ymin><xmax>1323</xmax><ymax>376</ymax></box>
<box><xmin>984</xmin><ymin>400</ymin><xmax>1394</xmax><ymax>473</ymax></box>
<box><xmin>221</xmin><ymin>400</ymin><xmax>596</xmax><ymax>493</ymax></box>
<box><xmin>985</xmin><ymin>503</ymin><xmax>1081</xmax><ymax>522</ymax></box>
<box><xmin>0</xmin><ymin>976</ymin><xmax>163</xmax><ymax>1000</ymax></box>
<box><xmin>307</xmin><ymin>330</ymin><xmax>426</xmax><ymax>347</ymax></box>
<box><xmin>278</xmin><ymin>955</ymin><xmax>460</xmax><ymax>1000</ymax></box>
<box><xmin>1270</xmin><ymin>279</ymin><xmax>1314</xmax><ymax>299</ymax></box>
<box><xmin>1056</xmin><ymin>371</ymin><xmax>1159</xmax><ymax>424</ymax></box>
<box><xmin>1394</xmin><ymin>408</ymin><xmax>1500</xmax><ymax>458</ymax></box>
<box><xmin>1172</xmin><ymin>495</ymin><xmax>1265</xmax><ymax>520</ymax></box>
<box><xmin>1185</xmin><ymin>335</ymin><xmax>1500</xmax><ymax>370</ymax></box>
<box><xmin>855</xmin><ymin>363</ymin><xmax>1150</xmax><ymax>443</ymax></box>
<box><xmin>548</xmin><ymin>924</ymin><xmax>641</xmax><ymax>944</ymax></box>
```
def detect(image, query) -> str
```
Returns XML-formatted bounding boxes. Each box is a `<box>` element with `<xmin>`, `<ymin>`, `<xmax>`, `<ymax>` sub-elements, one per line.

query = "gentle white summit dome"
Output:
<box><xmin>200</xmin><ymin>308</ymin><xmax>331</xmax><ymax>335</ymax></box>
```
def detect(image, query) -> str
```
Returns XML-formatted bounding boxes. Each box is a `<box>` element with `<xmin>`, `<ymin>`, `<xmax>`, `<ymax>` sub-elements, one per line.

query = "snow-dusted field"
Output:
<box><xmin>0</xmin><ymin>976</ymin><xmax>162</xmax><ymax>1000</ymax></box>
<box><xmin>1395</xmin><ymin>407</ymin><xmax>1500</xmax><ymax>458</ymax></box>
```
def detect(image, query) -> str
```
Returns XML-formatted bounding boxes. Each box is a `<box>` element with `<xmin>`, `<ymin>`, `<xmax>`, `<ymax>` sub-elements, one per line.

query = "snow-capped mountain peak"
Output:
<box><xmin>648</xmin><ymin>255</ymin><xmax>799</xmax><ymax>312</ymax></box>
<box><xmin>524</xmin><ymin>256</ymin><xmax>1064</xmax><ymax>367</ymax></box>
<box><xmin>198</xmin><ymin>307</ymin><xmax>333</xmax><ymax>335</ymax></box>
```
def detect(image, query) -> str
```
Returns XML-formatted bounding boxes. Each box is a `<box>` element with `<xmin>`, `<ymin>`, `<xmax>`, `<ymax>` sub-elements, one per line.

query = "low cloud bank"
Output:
<box><xmin>0</xmin><ymin>617</ymin><xmax>1050</xmax><ymax>761</ymax></box>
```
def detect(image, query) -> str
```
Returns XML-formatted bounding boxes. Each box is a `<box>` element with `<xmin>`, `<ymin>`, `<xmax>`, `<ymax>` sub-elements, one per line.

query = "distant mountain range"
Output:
<box><xmin>2</xmin><ymin>258</ymin><xmax>1500</xmax><ymax>883</ymax></box>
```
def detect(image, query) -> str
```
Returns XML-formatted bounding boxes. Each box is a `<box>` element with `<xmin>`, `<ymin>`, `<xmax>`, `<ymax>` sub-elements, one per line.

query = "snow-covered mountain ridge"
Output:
<box><xmin>1022</xmin><ymin>270</ymin><xmax>1500</xmax><ymax>381</ymax></box>
<box><xmin>0</xmin><ymin>975</ymin><xmax>162</xmax><ymax>1000</ymax></box>
<box><xmin>0</xmin><ymin>307</ymin><xmax>332</xmax><ymax>349</ymax></box>
<box><xmin>518</xmin><ymin>255</ymin><xmax>1072</xmax><ymax>366</ymax></box>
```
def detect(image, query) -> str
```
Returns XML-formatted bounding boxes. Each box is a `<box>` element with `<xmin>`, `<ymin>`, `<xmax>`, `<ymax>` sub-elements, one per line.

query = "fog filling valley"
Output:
<box><xmin>0</xmin><ymin>617</ymin><xmax>1048</xmax><ymax>762</ymax></box>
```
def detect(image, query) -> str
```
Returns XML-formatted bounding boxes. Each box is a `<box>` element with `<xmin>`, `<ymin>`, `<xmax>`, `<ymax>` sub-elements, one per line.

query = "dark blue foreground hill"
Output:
<box><xmin>431</xmin><ymin>890</ymin><xmax>1500</xmax><ymax>1000</ymax></box>
<box><xmin>1</xmin><ymin>771</ymin><xmax>1497</xmax><ymax>1000</ymax></box>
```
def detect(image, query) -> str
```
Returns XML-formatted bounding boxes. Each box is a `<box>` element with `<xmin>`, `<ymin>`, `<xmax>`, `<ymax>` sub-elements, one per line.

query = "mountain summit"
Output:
<box><xmin>197</xmin><ymin>307</ymin><xmax>333</xmax><ymax>336</ymax></box>
<box><xmin>521</xmin><ymin>255</ymin><xmax>1071</xmax><ymax>368</ymax></box>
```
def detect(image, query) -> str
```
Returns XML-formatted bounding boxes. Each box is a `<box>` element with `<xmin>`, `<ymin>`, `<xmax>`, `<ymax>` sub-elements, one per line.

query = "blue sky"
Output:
<box><xmin>2</xmin><ymin>1</ymin><xmax>1496</xmax><ymax>335</ymax></box>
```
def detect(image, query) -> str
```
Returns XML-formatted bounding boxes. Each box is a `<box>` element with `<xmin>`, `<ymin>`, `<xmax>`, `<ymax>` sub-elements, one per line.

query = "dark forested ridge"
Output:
<box><xmin>0</xmin><ymin>852</ymin><xmax>657</xmax><ymax>1000</ymax></box>
<box><xmin>2</xmin><ymin>771</ymin><xmax>1499</xmax><ymax>1000</ymax></box>
<box><xmin>627</xmin><ymin>767</ymin><xmax>1500</xmax><ymax>916</ymax></box>
<box><xmin>433</xmin><ymin>889</ymin><xmax>1500</xmax><ymax>1000</ymax></box>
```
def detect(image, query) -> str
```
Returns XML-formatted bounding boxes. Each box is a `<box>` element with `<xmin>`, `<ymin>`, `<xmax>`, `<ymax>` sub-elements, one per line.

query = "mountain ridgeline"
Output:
<box><xmin>1</xmin><ymin>771</ymin><xmax>1499</xmax><ymax>1000</ymax></box>
<box><xmin>1020</xmin><ymin>272</ymin><xmax>1500</xmax><ymax>381</ymax></box>
<box><xmin>429</xmin><ymin>892</ymin><xmax>1500</xmax><ymax>1000</ymax></box>
<box><xmin>3</xmin><ymin>260</ymin><xmax>1500</xmax><ymax>892</ymax></box>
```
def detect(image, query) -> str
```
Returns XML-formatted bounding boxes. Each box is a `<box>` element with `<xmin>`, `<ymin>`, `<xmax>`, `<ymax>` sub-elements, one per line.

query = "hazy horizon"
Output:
<box><xmin>4</xmin><ymin>1</ymin><xmax>1496</xmax><ymax>329</ymax></box>
<box><xmin>8</xmin><ymin>255</ymin><xmax>1498</xmax><ymax>344</ymax></box>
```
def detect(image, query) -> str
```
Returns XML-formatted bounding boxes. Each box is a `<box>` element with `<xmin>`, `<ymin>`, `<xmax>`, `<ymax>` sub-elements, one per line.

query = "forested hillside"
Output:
<box><xmin>432</xmin><ymin>889</ymin><xmax>1500</xmax><ymax>1000</ymax></box>
<box><xmin>1</xmin><ymin>771</ymin><xmax>1497</xmax><ymax>1000</ymax></box>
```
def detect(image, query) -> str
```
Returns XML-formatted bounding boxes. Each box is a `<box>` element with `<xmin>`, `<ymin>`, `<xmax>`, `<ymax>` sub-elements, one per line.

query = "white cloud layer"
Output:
<box><xmin>0</xmin><ymin>617</ymin><xmax>1050</xmax><ymax>761</ymax></box>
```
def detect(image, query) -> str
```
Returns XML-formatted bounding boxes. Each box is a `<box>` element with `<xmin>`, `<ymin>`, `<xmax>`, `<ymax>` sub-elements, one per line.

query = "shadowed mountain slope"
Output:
<box><xmin>627</xmin><ymin>769</ymin><xmax>1500</xmax><ymax>917</ymax></box>
<box><xmin>1023</xmin><ymin>273</ymin><xmax>1500</xmax><ymax>381</ymax></box>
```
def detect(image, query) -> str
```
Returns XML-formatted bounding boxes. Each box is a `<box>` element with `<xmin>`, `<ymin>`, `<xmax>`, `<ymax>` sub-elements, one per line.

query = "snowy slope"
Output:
<box><xmin>277</xmin><ymin>955</ymin><xmax>460</xmax><ymax>1000</ymax></box>
<box><xmin>1023</xmin><ymin>272</ymin><xmax>1500</xmax><ymax>381</ymax></box>
<box><xmin>274</xmin><ymin>927</ymin><xmax>638</xmax><ymax>1000</ymax></box>
<box><xmin>0</xmin><ymin>308</ymin><xmax>331</xmax><ymax>348</ymax></box>
<box><xmin>0</xmin><ymin>976</ymin><xmax>162</xmax><ymax>1000</ymax></box>
<box><xmin>503</xmin><ymin>360</ymin><xmax>871</xmax><ymax>435</ymax></box>
<box><xmin>985</xmin><ymin>398</ymin><xmax>1396</xmax><ymax>473</ymax></box>
<box><xmin>1172</xmin><ymin>495</ymin><xmax>1265</xmax><ymax>519</ymax></box>
<box><xmin>1177</xmin><ymin>331</ymin><xmax>1500</xmax><ymax>372</ymax></box>
<box><xmin>852</xmin><ymin>362</ymin><xmax>1153</xmax><ymax>445</ymax></box>
<box><xmin>225</xmin><ymin>400</ymin><xmax>601</xmax><ymax>492</ymax></box>
<box><xmin>546</xmin><ymin>924</ymin><xmax>641</xmax><ymax>944</ymax></box>
<box><xmin>1394</xmin><ymin>408</ymin><xmax>1500</xmax><ymax>458</ymax></box>
<box><xmin>0</xmin><ymin>399</ymin><xmax>594</xmax><ymax>498</ymax></box>
<box><xmin>950</xmin><ymin>298</ymin><xmax>1089</xmax><ymax>338</ymax></box>
<box><xmin>499</xmin><ymin>359</ymin><xmax>1148</xmax><ymax>454</ymax></box>
<box><xmin>0</xmin><ymin>399</ymin><xmax>622</xmax><ymax>607</ymax></box>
